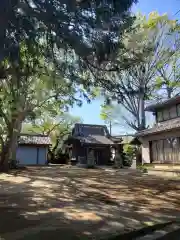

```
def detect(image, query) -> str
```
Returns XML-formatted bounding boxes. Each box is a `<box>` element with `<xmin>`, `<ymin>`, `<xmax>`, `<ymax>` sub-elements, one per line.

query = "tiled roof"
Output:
<box><xmin>76</xmin><ymin>135</ymin><xmax>114</xmax><ymax>145</ymax></box>
<box><xmin>71</xmin><ymin>123</ymin><xmax>113</xmax><ymax>145</ymax></box>
<box><xmin>145</xmin><ymin>95</ymin><xmax>180</xmax><ymax>112</ymax></box>
<box><xmin>18</xmin><ymin>134</ymin><xmax>51</xmax><ymax>145</ymax></box>
<box><xmin>136</xmin><ymin>118</ymin><xmax>180</xmax><ymax>137</ymax></box>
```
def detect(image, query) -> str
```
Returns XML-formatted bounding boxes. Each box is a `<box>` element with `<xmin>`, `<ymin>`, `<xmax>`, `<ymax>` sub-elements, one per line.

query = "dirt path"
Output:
<box><xmin>0</xmin><ymin>167</ymin><xmax>179</xmax><ymax>239</ymax></box>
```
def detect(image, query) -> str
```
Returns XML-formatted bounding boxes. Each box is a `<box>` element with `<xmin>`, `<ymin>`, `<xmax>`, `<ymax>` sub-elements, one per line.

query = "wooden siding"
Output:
<box><xmin>151</xmin><ymin>138</ymin><xmax>180</xmax><ymax>164</ymax></box>
<box><xmin>71</xmin><ymin>141</ymin><xmax>111</xmax><ymax>165</ymax></box>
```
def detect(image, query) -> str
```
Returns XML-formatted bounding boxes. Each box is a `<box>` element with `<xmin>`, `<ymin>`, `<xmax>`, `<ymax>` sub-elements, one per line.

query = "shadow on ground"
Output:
<box><xmin>0</xmin><ymin>166</ymin><xmax>179</xmax><ymax>239</ymax></box>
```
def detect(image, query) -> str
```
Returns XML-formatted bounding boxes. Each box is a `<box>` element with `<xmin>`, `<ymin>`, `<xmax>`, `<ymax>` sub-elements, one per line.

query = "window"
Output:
<box><xmin>167</xmin><ymin>137</ymin><xmax>179</xmax><ymax>148</ymax></box>
<box><xmin>169</xmin><ymin>106</ymin><xmax>177</xmax><ymax>119</ymax></box>
<box><xmin>157</xmin><ymin>111</ymin><xmax>163</xmax><ymax>122</ymax></box>
<box><xmin>177</xmin><ymin>104</ymin><xmax>180</xmax><ymax>116</ymax></box>
<box><xmin>163</xmin><ymin>109</ymin><xmax>170</xmax><ymax>120</ymax></box>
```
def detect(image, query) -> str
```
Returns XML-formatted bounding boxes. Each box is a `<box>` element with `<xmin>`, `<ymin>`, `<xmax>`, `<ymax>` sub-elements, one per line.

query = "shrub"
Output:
<box><xmin>123</xmin><ymin>144</ymin><xmax>136</xmax><ymax>167</ymax></box>
<box><xmin>137</xmin><ymin>164</ymin><xmax>148</xmax><ymax>173</ymax></box>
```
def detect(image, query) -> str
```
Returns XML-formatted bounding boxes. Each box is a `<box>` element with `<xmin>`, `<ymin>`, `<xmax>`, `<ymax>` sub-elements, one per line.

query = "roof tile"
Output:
<box><xmin>19</xmin><ymin>134</ymin><xmax>51</xmax><ymax>145</ymax></box>
<box><xmin>136</xmin><ymin>118</ymin><xmax>180</xmax><ymax>137</ymax></box>
<box><xmin>145</xmin><ymin>95</ymin><xmax>180</xmax><ymax>112</ymax></box>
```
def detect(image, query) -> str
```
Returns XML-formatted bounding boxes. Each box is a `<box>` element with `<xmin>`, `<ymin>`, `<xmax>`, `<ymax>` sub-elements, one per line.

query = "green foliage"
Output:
<box><xmin>22</xmin><ymin>113</ymin><xmax>82</xmax><ymax>148</ymax></box>
<box><xmin>0</xmin><ymin>0</ymin><xmax>137</xmax><ymax>75</ymax></box>
<box><xmin>0</xmin><ymin>40</ymin><xmax>87</xmax><ymax>169</ymax></box>
<box><xmin>123</xmin><ymin>144</ymin><xmax>136</xmax><ymax>167</ymax></box>
<box><xmin>0</xmin><ymin>0</ymin><xmax>138</xmax><ymax>170</ymax></box>
<box><xmin>100</xmin><ymin>104</ymin><xmax>113</xmax><ymax>120</ymax></box>
<box><xmin>137</xmin><ymin>164</ymin><xmax>148</xmax><ymax>173</ymax></box>
<box><xmin>100</xmin><ymin>103</ymin><xmax>122</xmax><ymax>126</ymax></box>
<box><xmin>123</xmin><ymin>144</ymin><xmax>134</xmax><ymax>156</ymax></box>
<box><xmin>99</xmin><ymin>12</ymin><xmax>180</xmax><ymax>132</ymax></box>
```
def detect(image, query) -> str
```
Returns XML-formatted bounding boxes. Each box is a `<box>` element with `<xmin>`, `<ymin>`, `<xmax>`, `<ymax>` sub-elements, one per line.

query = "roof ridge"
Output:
<box><xmin>136</xmin><ymin>117</ymin><xmax>180</xmax><ymax>136</ymax></box>
<box><xmin>20</xmin><ymin>133</ymin><xmax>49</xmax><ymax>137</ymax></box>
<box><xmin>75</xmin><ymin>123</ymin><xmax>106</xmax><ymax>127</ymax></box>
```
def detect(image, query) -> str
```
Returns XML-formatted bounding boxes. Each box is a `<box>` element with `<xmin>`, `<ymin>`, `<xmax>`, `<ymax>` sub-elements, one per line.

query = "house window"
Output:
<box><xmin>163</xmin><ymin>108</ymin><xmax>170</xmax><ymax>121</ymax></box>
<box><xmin>172</xmin><ymin>138</ymin><xmax>179</xmax><ymax>148</ymax></box>
<box><xmin>169</xmin><ymin>106</ymin><xmax>177</xmax><ymax>119</ymax></box>
<box><xmin>157</xmin><ymin>111</ymin><xmax>163</xmax><ymax>122</ymax></box>
<box><xmin>177</xmin><ymin>104</ymin><xmax>180</xmax><ymax>116</ymax></box>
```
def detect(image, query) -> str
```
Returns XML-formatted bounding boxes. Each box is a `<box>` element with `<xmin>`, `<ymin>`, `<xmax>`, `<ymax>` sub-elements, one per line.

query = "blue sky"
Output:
<box><xmin>70</xmin><ymin>0</ymin><xmax>180</xmax><ymax>134</ymax></box>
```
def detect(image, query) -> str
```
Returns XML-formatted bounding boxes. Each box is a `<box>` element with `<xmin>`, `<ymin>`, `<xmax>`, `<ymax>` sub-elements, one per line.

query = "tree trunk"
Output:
<box><xmin>139</xmin><ymin>93</ymin><xmax>146</xmax><ymax>131</ymax></box>
<box><xmin>0</xmin><ymin>116</ymin><xmax>23</xmax><ymax>172</ymax></box>
<box><xmin>167</xmin><ymin>87</ymin><xmax>172</xmax><ymax>99</ymax></box>
<box><xmin>0</xmin><ymin>142</ymin><xmax>10</xmax><ymax>172</ymax></box>
<box><xmin>9</xmin><ymin>119</ymin><xmax>22</xmax><ymax>162</ymax></box>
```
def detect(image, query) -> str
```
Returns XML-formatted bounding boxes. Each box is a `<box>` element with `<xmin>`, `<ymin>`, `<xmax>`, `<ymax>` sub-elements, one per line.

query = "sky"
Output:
<box><xmin>70</xmin><ymin>0</ymin><xmax>180</xmax><ymax>135</ymax></box>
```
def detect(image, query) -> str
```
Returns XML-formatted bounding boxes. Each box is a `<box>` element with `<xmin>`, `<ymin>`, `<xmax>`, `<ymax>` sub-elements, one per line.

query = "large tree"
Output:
<box><xmin>0</xmin><ymin>0</ymin><xmax>139</xmax><ymax>171</ymax></box>
<box><xmin>0</xmin><ymin>41</ymin><xmax>89</xmax><ymax>170</ymax></box>
<box><xmin>0</xmin><ymin>0</ymin><xmax>137</xmax><ymax>71</ymax></box>
<box><xmin>154</xmin><ymin>52</ymin><xmax>180</xmax><ymax>99</ymax></box>
<box><xmin>100</xmin><ymin>12</ymin><xmax>180</xmax><ymax>132</ymax></box>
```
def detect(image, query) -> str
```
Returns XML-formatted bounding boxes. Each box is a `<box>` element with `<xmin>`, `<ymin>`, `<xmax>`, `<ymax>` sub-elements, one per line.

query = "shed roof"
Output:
<box><xmin>136</xmin><ymin>117</ymin><xmax>180</xmax><ymax>137</ymax></box>
<box><xmin>18</xmin><ymin>134</ymin><xmax>51</xmax><ymax>145</ymax></box>
<box><xmin>145</xmin><ymin>95</ymin><xmax>180</xmax><ymax>112</ymax></box>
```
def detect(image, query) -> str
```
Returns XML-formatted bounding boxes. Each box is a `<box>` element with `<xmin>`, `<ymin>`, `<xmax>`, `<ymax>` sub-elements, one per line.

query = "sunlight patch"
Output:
<box><xmin>0</xmin><ymin>174</ymin><xmax>30</xmax><ymax>183</ymax></box>
<box><xmin>58</xmin><ymin>208</ymin><xmax>103</xmax><ymax>221</ymax></box>
<box><xmin>143</xmin><ymin>221</ymin><xmax>155</xmax><ymax>226</ymax></box>
<box><xmin>30</xmin><ymin>180</ymin><xmax>59</xmax><ymax>188</ymax></box>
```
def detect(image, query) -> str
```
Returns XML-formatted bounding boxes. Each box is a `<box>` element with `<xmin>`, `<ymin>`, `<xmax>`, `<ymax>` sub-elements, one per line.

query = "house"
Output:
<box><xmin>16</xmin><ymin>134</ymin><xmax>51</xmax><ymax>165</ymax></box>
<box><xmin>136</xmin><ymin>96</ymin><xmax>180</xmax><ymax>164</ymax></box>
<box><xmin>64</xmin><ymin>123</ymin><xmax>115</xmax><ymax>165</ymax></box>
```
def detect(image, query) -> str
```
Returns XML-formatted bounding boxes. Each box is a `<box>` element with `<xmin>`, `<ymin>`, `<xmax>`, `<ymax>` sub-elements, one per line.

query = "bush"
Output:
<box><xmin>123</xmin><ymin>144</ymin><xmax>136</xmax><ymax>167</ymax></box>
<box><xmin>137</xmin><ymin>164</ymin><xmax>148</xmax><ymax>173</ymax></box>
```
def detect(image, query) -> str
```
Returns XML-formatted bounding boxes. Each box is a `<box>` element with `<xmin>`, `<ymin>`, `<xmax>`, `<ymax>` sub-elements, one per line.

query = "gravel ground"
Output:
<box><xmin>0</xmin><ymin>166</ymin><xmax>179</xmax><ymax>240</ymax></box>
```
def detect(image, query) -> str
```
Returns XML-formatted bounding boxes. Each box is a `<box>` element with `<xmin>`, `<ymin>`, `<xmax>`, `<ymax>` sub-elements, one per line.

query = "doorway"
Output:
<box><xmin>95</xmin><ymin>149</ymin><xmax>106</xmax><ymax>165</ymax></box>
